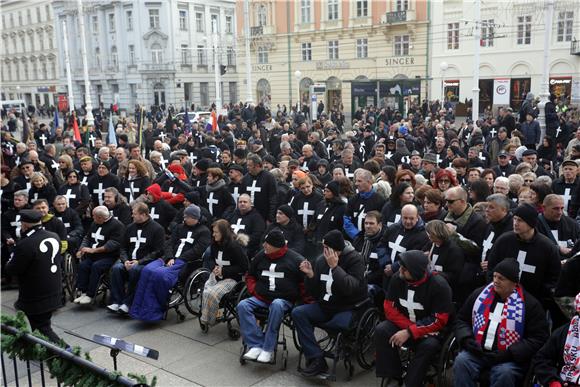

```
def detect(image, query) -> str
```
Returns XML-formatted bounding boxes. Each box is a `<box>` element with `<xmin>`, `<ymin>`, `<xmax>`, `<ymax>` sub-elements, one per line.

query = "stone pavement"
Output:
<box><xmin>1</xmin><ymin>289</ymin><xmax>378</xmax><ymax>387</ymax></box>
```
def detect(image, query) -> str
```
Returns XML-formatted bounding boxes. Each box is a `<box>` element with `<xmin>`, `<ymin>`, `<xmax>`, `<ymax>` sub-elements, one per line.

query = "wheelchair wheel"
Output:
<box><xmin>355</xmin><ymin>307</ymin><xmax>380</xmax><ymax>370</ymax></box>
<box><xmin>184</xmin><ymin>269</ymin><xmax>210</xmax><ymax>316</ymax></box>
<box><xmin>63</xmin><ymin>252</ymin><xmax>77</xmax><ymax>302</ymax></box>
<box><xmin>291</xmin><ymin>325</ymin><xmax>332</xmax><ymax>353</ymax></box>
<box><xmin>436</xmin><ymin>334</ymin><xmax>459</xmax><ymax>387</ymax></box>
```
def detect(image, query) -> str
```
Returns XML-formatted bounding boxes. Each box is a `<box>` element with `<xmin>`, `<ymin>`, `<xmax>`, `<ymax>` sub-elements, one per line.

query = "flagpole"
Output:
<box><xmin>62</xmin><ymin>19</ymin><xmax>74</xmax><ymax>113</ymax></box>
<box><xmin>77</xmin><ymin>0</ymin><xmax>94</xmax><ymax>127</ymax></box>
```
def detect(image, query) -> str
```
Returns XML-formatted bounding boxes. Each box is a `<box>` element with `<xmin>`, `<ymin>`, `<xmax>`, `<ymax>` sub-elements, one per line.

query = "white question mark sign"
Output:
<box><xmin>39</xmin><ymin>238</ymin><xmax>59</xmax><ymax>274</ymax></box>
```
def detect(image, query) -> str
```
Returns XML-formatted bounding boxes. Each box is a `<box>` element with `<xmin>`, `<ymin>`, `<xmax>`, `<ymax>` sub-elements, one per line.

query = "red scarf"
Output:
<box><xmin>266</xmin><ymin>245</ymin><xmax>288</xmax><ymax>260</ymax></box>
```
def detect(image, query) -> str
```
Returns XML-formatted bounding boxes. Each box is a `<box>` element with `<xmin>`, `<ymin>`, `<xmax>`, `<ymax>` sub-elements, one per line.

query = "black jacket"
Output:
<box><xmin>205</xmin><ymin>238</ymin><xmax>249</xmax><ymax>282</ymax></box>
<box><xmin>532</xmin><ymin>323</ymin><xmax>573</xmax><ymax>385</ymax></box>
<box><xmin>264</xmin><ymin>220</ymin><xmax>306</xmax><ymax>255</ymax></box>
<box><xmin>6</xmin><ymin>226</ymin><xmax>63</xmax><ymax>315</ymax></box>
<box><xmin>120</xmin><ymin>218</ymin><xmax>165</xmax><ymax>265</ymax></box>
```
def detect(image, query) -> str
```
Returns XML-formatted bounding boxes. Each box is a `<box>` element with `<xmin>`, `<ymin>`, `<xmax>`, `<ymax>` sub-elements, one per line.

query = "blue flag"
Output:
<box><xmin>52</xmin><ymin>110</ymin><xmax>58</xmax><ymax>136</ymax></box>
<box><xmin>184</xmin><ymin>109</ymin><xmax>191</xmax><ymax>135</ymax></box>
<box><xmin>108</xmin><ymin>113</ymin><xmax>117</xmax><ymax>146</ymax></box>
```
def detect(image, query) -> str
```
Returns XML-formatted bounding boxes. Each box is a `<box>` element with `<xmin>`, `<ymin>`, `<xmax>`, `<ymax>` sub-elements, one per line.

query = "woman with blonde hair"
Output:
<box><xmin>54</xmin><ymin>154</ymin><xmax>74</xmax><ymax>188</ymax></box>
<box><xmin>425</xmin><ymin>219</ymin><xmax>464</xmax><ymax>294</ymax></box>
<box><xmin>28</xmin><ymin>172</ymin><xmax>56</xmax><ymax>204</ymax></box>
<box><xmin>120</xmin><ymin>159</ymin><xmax>151</xmax><ymax>203</ymax></box>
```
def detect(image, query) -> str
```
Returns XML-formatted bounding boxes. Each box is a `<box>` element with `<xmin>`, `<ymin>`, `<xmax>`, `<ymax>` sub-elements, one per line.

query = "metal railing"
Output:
<box><xmin>1</xmin><ymin>324</ymin><xmax>147</xmax><ymax>387</ymax></box>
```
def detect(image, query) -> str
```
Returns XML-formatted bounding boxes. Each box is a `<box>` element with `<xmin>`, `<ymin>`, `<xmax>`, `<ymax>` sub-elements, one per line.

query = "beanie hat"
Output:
<box><xmin>494</xmin><ymin>258</ymin><xmax>520</xmax><ymax>283</ymax></box>
<box><xmin>323</xmin><ymin>230</ymin><xmax>345</xmax><ymax>252</ymax></box>
<box><xmin>183</xmin><ymin>204</ymin><xmax>201</xmax><ymax>220</ymax></box>
<box><xmin>325</xmin><ymin>181</ymin><xmax>340</xmax><ymax>197</ymax></box>
<box><xmin>145</xmin><ymin>183</ymin><xmax>162</xmax><ymax>202</ymax></box>
<box><xmin>264</xmin><ymin>230</ymin><xmax>286</xmax><ymax>248</ymax></box>
<box><xmin>278</xmin><ymin>204</ymin><xmax>295</xmax><ymax>219</ymax></box>
<box><xmin>184</xmin><ymin>191</ymin><xmax>201</xmax><ymax>205</ymax></box>
<box><xmin>195</xmin><ymin>159</ymin><xmax>210</xmax><ymax>172</ymax></box>
<box><xmin>513</xmin><ymin>203</ymin><xmax>537</xmax><ymax>228</ymax></box>
<box><xmin>399</xmin><ymin>250</ymin><xmax>429</xmax><ymax>280</ymax></box>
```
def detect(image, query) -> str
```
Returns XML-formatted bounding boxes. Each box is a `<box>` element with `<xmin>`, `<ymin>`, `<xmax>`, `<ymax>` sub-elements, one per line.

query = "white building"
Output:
<box><xmin>0</xmin><ymin>0</ymin><xmax>59</xmax><ymax>108</ymax></box>
<box><xmin>429</xmin><ymin>0</ymin><xmax>579</xmax><ymax>112</ymax></box>
<box><xmin>52</xmin><ymin>0</ymin><xmax>238</xmax><ymax>113</ymax></box>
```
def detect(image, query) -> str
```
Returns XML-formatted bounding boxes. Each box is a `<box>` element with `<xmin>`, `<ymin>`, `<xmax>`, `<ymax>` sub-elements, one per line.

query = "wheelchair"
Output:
<box><xmin>166</xmin><ymin>266</ymin><xmax>210</xmax><ymax>322</ymax></box>
<box><xmin>62</xmin><ymin>252</ymin><xmax>77</xmax><ymax>302</ymax></box>
<box><xmin>295</xmin><ymin>297</ymin><xmax>381</xmax><ymax>381</ymax></box>
<box><xmin>236</xmin><ymin>286</ymin><xmax>293</xmax><ymax>370</ymax></box>
<box><xmin>198</xmin><ymin>277</ymin><xmax>246</xmax><ymax>340</ymax></box>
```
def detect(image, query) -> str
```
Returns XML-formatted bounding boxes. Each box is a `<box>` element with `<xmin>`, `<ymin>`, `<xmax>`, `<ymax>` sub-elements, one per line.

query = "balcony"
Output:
<box><xmin>384</xmin><ymin>10</ymin><xmax>416</xmax><ymax>24</ymax></box>
<box><xmin>571</xmin><ymin>39</ymin><xmax>580</xmax><ymax>56</ymax></box>
<box><xmin>139</xmin><ymin>63</ymin><xmax>176</xmax><ymax>73</ymax></box>
<box><xmin>250</xmin><ymin>25</ymin><xmax>275</xmax><ymax>37</ymax></box>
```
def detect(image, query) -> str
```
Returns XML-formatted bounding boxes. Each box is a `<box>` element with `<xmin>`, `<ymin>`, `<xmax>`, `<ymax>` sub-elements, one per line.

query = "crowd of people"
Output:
<box><xmin>1</xmin><ymin>94</ymin><xmax>579</xmax><ymax>386</ymax></box>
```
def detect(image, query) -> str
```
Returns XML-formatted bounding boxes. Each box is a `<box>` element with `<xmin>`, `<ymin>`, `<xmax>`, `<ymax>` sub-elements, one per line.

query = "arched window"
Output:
<box><xmin>299</xmin><ymin>77</ymin><xmax>313</xmax><ymax>105</ymax></box>
<box><xmin>256</xmin><ymin>78</ymin><xmax>271</xmax><ymax>104</ymax></box>
<box><xmin>257</xmin><ymin>4</ymin><xmax>267</xmax><ymax>26</ymax></box>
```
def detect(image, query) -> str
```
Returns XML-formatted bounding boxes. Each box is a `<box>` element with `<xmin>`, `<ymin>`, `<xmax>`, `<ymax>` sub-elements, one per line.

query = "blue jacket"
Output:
<box><xmin>521</xmin><ymin>120</ymin><xmax>540</xmax><ymax>145</ymax></box>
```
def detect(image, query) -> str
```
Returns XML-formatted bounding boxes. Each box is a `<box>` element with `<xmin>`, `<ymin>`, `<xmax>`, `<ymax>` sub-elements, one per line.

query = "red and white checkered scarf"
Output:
<box><xmin>560</xmin><ymin>293</ymin><xmax>580</xmax><ymax>384</ymax></box>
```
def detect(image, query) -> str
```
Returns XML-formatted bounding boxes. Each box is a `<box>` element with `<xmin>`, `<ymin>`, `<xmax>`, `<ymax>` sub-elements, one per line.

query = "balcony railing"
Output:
<box><xmin>139</xmin><ymin>62</ymin><xmax>176</xmax><ymax>72</ymax></box>
<box><xmin>385</xmin><ymin>10</ymin><xmax>416</xmax><ymax>24</ymax></box>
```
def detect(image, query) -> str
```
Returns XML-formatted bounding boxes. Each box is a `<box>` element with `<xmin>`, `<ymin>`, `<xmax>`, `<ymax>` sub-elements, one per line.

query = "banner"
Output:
<box><xmin>493</xmin><ymin>78</ymin><xmax>510</xmax><ymax>105</ymax></box>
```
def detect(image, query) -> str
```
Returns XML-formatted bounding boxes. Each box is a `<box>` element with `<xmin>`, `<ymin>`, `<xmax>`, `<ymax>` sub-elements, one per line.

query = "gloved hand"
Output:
<box><xmin>461</xmin><ymin>337</ymin><xmax>483</xmax><ymax>355</ymax></box>
<box><xmin>485</xmin><ymin>350</ymin><xmax>511</xmax><ymax>365</ymax></box>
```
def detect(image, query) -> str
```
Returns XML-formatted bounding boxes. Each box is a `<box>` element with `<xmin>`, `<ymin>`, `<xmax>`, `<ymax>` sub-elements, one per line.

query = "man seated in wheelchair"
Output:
<box><xmin>238</xmin><ymin>230</ymin><xmax>306</xmax><ymax>364</ymax></box>
<box><xmin>375</xmin><ymin>250</ymin><xmax>453</xmax><ymax>387</ymax></box>
<box><xmin>293</xmin><ymin>230</ymin><xmax>368</xmax><ymax>377</ymax></box>
<box><xmin>533</xmin><ymin>292</ymin><xmax>580</xmax><ymax>387</ymax></box>
<box><xmin>32</xmin><ymin>199</ymin><xmax>68</xmax><ymax>255</ymax></box>
<box><xmin>200</xmin><ymin>219</ymin><xmax>249</xmax><ymax>328</ymax></box>
<box><xmin>130</xmin><ymin>204</ymin><xmax>211</xmax><ymax>321</ymax></box>
<box><xmin>52</xmin><ymin>195</ymin><xmax>85</xmax><ymax>254</ymax></box>
<box><xmin>454</xmin><ymin>258</ymin><xmax>549</xmax><ymax>387</ymax></box>
<box><xmin>107</xmin><ymin>202</ymin><xmax>165</xmax><ymax>315</ymax></box>
<box><xmin>74</xmin><ymin>206</ymin><xmax>125</xmax><ymax>305</ymax></box>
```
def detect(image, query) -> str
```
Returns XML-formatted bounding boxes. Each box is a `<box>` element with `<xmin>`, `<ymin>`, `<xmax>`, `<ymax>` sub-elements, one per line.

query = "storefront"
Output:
<box><xmin>351</xmin><ymin>81</ymin><xmax>378</xmax><ymax>117</ymax></box>
<box><xmin>478</xmin><ymin>79</ymin><xmax>494</xmax><ymax>112</ymax></box>
<box><xmin>379</xmin><ymin>79</ymin><xmax>421</xmax><ymax>115</ymax></box>
<box><xmin>549</xmin><ymin>76</ymin><xmax>572</xmax><ymax>100</ymax></box>
<box><xmin>443</xmin><ymin>80</ymin><xmax>460</xmax><ymax>103</ymax></box>
<box><xmin>510</xmin><ymin>78</ymin><xmax>531</xmax><ymax>110</ymax></box>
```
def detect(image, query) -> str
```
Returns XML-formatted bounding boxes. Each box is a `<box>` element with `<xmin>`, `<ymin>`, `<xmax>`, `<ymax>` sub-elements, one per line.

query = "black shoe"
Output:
<box><xmin>299</xmin><ymin>357</ymin><xmax>328</xmax><ymax>377</ymax></box>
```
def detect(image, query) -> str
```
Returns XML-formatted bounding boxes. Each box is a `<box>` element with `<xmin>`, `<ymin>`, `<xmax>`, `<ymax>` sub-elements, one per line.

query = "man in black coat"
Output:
<box><xmin>227</xmin><ymin>194</ymin><xmax>266</xmax><ymax>258</ymax></box>
<box><xmin>481</xmin><ymin>194</ymin><xmax>513</xmax><ymax>265</ymax></box>
<box><xmin>6</xmin><ymin>210</ymin><xmax>64</xmax><ymax>344</ymax></box>
<box><xmin>454</xmin><ymin>259</ymin><xmax>549</xmax><ymax>387</ymax></box>
<box><xmin>536</xmin><ymin>194</ymin><xmax>580</xmax><ymax>260</ymax></box>
<box><xmin>292</xmin><ymin>230</ymin><xmax>368</xmax><ymax>377</ymax></box>
<box><xmin>551</xmin><ymin>159</ymin><xmax>579</xmax><ymax>217</ymax></box>
<box><xmin>242</xmin><ymin>154</ymin><xmax>278</xmax><ymax>223</ymax></box>
<box><xmin>53</xmin><ymin>195</ymin><xmax>85</xmax><ymax>253</ymax></box>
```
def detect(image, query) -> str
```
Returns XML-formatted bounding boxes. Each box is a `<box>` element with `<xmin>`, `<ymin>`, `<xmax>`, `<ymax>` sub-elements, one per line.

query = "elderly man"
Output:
<box><xmin>537</xmin><ymin>194</ymin><xmax>579</xmax><ymax>260</ymax></box>
<box><xmin>481</xmin><ymin>194</ymin><xmax>513</xmax><ymax>265</ymax></box>
<box><xmin>552</xmin><ymin>159</ymin><xmax>579</xmax><ymax>216</ymax></box>
<box><xmin>491</xmin><ymin>151</ymin><xmax>516</xmax><ymax>177</ymax></box>
<box><xmin>238</xmin><ymin>230</ymin><xmax>305</xmax><ymax>364</ymax></box>
<box><xmin>293</xmin><ymin>230</ymin><xmax>367</xmax><ymax>377</ymax></box>
<box><xmin>300</xmin><ymin>144</ymin><xmax>320</xmax><ymax>172</ymax></box>
<box><xmin>375</xmin><ymin>250</ymin><xmax>453</xmax><ymax>387</ymax></box>
<box><xmin>74</xmin><ymin>206</ymin><xmax>125</xmax><ymax>305</ymax></box>
<box><xmin>242</xmin><ymin>154</ymin><xmax>278</xmax><ymax>223</ymax></box>
<box><xmin>454</xmin><ymin>259</ymin><xmax>549</xmax><ymax>387</ymax></box>
<box><xmin>227</xmin><ymin>194</ymin><xmax>266</xmax><ymax>257</ymax></box>
<box><xmin>344</xmin><ymin>168</ymin><xmax>386</xmax><ymax>239</ymax></box>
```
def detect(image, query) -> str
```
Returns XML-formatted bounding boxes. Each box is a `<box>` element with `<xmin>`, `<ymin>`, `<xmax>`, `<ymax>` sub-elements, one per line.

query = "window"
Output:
<box><xmin>328</xmin><ymin>0</ymin><xmax>339</xmax><ymax>20</ymax></box>
<box><xmin>50</xmin><ymin>61</ymin><xmax>56</xmax><ymax>79</ymax></box>
<box><xmin>394</xmin><ymin>35</ymin><xmax>409</xmax><ymax>56</ymax></box>
<box><xmin>23</xmin><ymin>62</ymin><xmax>28</xmax><ymax>80</ymax></box>
<box><xmin>211</xmin><ymin>14</ymin><xmax>219</xmax><ymax>32</ymax></box>
<box><xmin>181</xmin><ymin>44</ymin><xmax>189</xmax><ymax>64</ymax></box>
<box><xmin>481</xmin><ymin>19</ymin><xmax>494</xmax><ymax>47</ymax></box>
<box><xmin>196</xmin><ymin>12</ymin><xmax>204</xmax><ymax>32</ymax></box>
<box><xmin>27</xmin><ymin>10</ymin><xmax>31</xmax><ymax>24</ymax></box>
<box><xmin>29</xmin><ymin>36</ymin><xmax>34</xmax><ymax>52</ymax></box>
<box><xmin>21</xmin><ymin>36</ymin><xmax>26</xmax><ymax>52</ymax></box>
<box><xmin>39</xmin><ymin>30</ymin><xmax>44</xmax><ymax>50</ymax></box>
<box><xmin>197</xmin><ymin>45</ymin><xmax>207</xmax><ymax>65</ymax></box>
<box><xmin>517</xmin><ymin>15</ymin><xmax>531</xmax><ymax>45</ymax></box>
<box><xmin>258</xmin><ymin>46</ymin><xmax>268</xmax><ymax>64</ymax></box>
<box><xmin>149</xmin><ymin>9</ymin><xmax>160</xmax><ymax>29</ymax></box>
<box><xmin>92</xmin><ymin>16</ymin><xmax>98</xmax><ymax>33</ymax></box>
<box><xmin>300</xmin><ymin>0</ymin><xmax>311</xmax><ymax>23</ymax></box>
<box><xmin>225</xmin><ymin>15</ymin><xmax>233</xmax><ymax>34</ymax></box>
<box><xmin>356</xmin><ymin>38</ymin><xmax>368</xmax><ymax>58</ymax></box>
<box><xmin>227</xmin><ymin>47</ymin><xmax>235</xmax><ymax>66</ymax></box>
<box><xmin>356</xmin><ymin>0</ymin><xmax>368</xmax><ymax>17</ymax></box>
<box><xmin>200</xmin><ymin>82</ymin><xmax>209</xmax><ymax>106</ymax></box>
<box><xmin>257</xmin><ymin>5</ymin><xmax>267</xmax><ymax>26</ymax></box>
<box><xmin>42</xmin><ymin>62</ymin><xmax>48</xmax><ymax>80</ymax></box>
<box><xmin>328</xmin><ymin>40</ymin><xmax>339</xmax><ymax>59</ymax></box>
<box><xmin>32</xmin><ymin>61</ymin><xmax>38</xmax><ymax>80</ymax></box>
<box><xmin>10</xmin><ymin>13</ymin><xmax>14</xmax><ymax>28</ymax></box>
<box><xmin>45</xmin><ymin>5</ymin><xmax>50</xmax><ymax>20</ymax></box>
<box><xmin>48</xmin><ymin>35</ymin><xmax>53</xmax><ymax>49</ymax></box>
<box><xmin>229</xmin><ymin>82</ymin><xmax>237</xmax><ymax>104</ymax></box>
<box><xmin>95</xmin><ymin>47</ymin><xmax>101</xmax><ymax>69</ymax></box>
<box><xmin>151</xmin><ymin>43</ymin><xmax>162</xmax><ymax>64</ymax></box>
<box><xmin>111</xmin><ymin>46</ymin><xmax>118</xmax><ymax>69</ymax></box>
<box><xmin>2</xmin><ymin>15</ymin><xmax>5</xmax><ymax>29</ymax></box>
<box><xmin>557</xmin><ymin>11</ymin><xmax>574</xmax><ymax>42</ymax></box>
<box><xmin>179</xmin><ymin>10</ymin><xmax>187</xmax><ymax>30</ymax></box>
<box><xmin>126</xmin><ymin>10</ymin><xmax>133</xmax><ymax>31</ymax></box>
<box><xmin>301</xmin><ymin>42</ymin><xmax>312</xmax><ymax>61</ymax></box>
<box><xmin>108</xmin><ymin>13</ymin><xmax>115</xmax><ymax>32</ymax></box>
<box><xmin>18</xmin><ymin>11</ymin><xmax>22</xmax><ymax>26</ymax></box>
<box><xmin>396</xmin><ymin>0</ymin><xmax>409</xmax><ymax>11</ymax></box>
<box><xmin>447</xmin><ymin>22</ymin><xmax>459</xmax><ymax>49</ymax></box>
<box><xmin>128</xmin><ymin>45</ymin><xmax>135</xmax><ymax>65</ymax></box>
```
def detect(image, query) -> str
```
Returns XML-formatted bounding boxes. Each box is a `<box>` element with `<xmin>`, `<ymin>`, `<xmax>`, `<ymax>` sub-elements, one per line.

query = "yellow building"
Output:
<box><xmin>236</xmin><ymin>0</ymin><xmax>430</xmax><ymax>118</ymax></box>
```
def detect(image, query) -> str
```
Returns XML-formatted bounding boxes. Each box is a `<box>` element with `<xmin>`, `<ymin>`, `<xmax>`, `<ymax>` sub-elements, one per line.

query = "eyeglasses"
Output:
<box><xmin>445</xmin><ymin>198</ymin><xmax>459</xmax><ymax>204</ymax></box>
<box><xmin>439</xmin><ymin>179</ymin><xmax>451</xmax><ymax>184</ymax></box>
<box><xmin>399</xmin><ymin>178</ymin><xmax>412</xmax><ymax>182</ymax></box>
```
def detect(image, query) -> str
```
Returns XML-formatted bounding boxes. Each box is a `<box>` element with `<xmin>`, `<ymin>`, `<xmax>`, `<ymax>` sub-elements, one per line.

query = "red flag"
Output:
<box><xmin>211</xmin><ymin>110</ymin><xmax>218</xmax><ymax>132</ymax></box>
<box><xmin>72</xmin><ymin>112</ymin><xmax>82</xmax><ymax>143</ymax></box>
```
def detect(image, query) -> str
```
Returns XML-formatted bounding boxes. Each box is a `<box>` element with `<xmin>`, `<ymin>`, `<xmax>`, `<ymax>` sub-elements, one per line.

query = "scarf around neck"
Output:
<box><xmin>560</xmin><ymin>293</ymin><xmax>580</xmax><ymax>384</ymax></box>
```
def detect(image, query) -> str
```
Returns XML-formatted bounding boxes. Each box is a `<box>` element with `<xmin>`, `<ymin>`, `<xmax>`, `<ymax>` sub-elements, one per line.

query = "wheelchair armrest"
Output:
<box><xmin>353</xmin><ymin>297</ymin><xmax>372</xmax><ymax>310</ymax></box>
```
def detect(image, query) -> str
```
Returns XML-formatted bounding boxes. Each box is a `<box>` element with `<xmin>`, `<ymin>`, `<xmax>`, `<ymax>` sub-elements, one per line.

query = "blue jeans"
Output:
<box><xmin>453</xmin><ymin>350</ymin><xmax>525</xmax><ymax>387</ymax></box>
<box><xmin>291</xmin><ymin>303</ymin><xmax>352</xmax><ymax>360</ymax></box>
<box><xmin>109</xmin><ymin>260</ymin><xmax>144</xmax><ymax>306</ymax></box>
<box><xmin>76</xmin><ymin>257</ymin><xmax>115</xmax><ymax>297</ymax></box>
<box><xmin>237</xmin><ymin>296</ymin><xmax>293</xmax><ymax>353</ymax></box>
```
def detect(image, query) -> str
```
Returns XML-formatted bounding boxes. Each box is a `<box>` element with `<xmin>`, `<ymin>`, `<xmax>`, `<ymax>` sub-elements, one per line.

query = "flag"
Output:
<box><xmin>165</xmin><ymin>110</ymin><xmax>173</xmax><ymax>132</ymax></box>
<box><xmin>137</xmin><ymin>106</ymin><xmax>145</xmax><ymax>149</ymax></box>
<box><xmin>72</xmin><ymin>111</ymin><xmax>82</xmax><ymax>143</ymax></box>
<box><xmin>108</xmin><ymin>112</ymin><xmax>117</xmax><ymax>146</ymax></box>
<box><xmin>52</xmin><ymin>111</ymin><xmax>59</xmax><ymax>137</ymax></box>
<box><xmin>184</xmin><ymin>109</ymin><xmax>191</xmax><ymax>135</ymax></box>
<box><xmin>21</xmin><ymin>114</ymin><xmax>32</xmax><ymax>143</ymax></box>
<box><xmin>211</xmin><ymin>110</ymin><xmax>218</xmax><ymax>132</ymax></box>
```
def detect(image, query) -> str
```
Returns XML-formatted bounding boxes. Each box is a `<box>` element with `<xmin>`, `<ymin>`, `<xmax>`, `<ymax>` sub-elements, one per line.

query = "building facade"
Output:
<box><xmin>52</xmin><ymin>0</ymin><xmax>238</xmax><ymax>113</ymax></box>
<box><xmin>0</xmin><ymin>0</ymin><xmax>59</xmax><ymax>109</ymax></box>
<box><xmin>429</xmin><ymin>0</ymin><xmax>580</xmax><ymax>112</ymax></box>
<box><xmin>236</xmin><ymin>0</ymin><xmax>430</xmax><ymax>119</ymax></box>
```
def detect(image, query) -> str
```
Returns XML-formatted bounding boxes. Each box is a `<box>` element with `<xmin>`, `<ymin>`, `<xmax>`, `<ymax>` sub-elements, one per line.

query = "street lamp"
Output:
<box><xmin>439</xmin><ymin>61</ymin><xmax>449</xmax><ymax>103</ymax></box>
<box><xmin>295</xmin><ymin>70</ymin><xmax>302</xmax><ymax>112</ymax></box>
